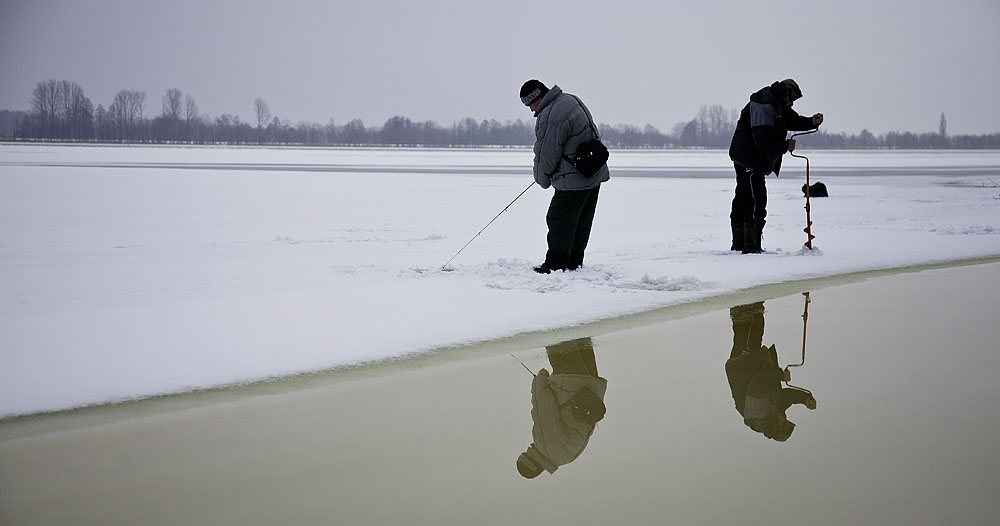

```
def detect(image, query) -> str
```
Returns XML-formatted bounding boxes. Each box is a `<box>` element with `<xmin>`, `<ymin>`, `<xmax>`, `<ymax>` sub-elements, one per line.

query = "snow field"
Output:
<box><xmin>1</xmin><ymin>145</ymin><xmax>998</xmax><ymax>417</ymax></box>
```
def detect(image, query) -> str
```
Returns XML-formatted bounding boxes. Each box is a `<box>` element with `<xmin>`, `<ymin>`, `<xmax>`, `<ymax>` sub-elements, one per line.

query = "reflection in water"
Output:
<box><xmin>725</xmin><ymin>296</ymin><xmax>817</xmax><ymax>442</ymax></box>
<box><xmin>517</xmin><ymin>338</ymin><xmax>608</xmax><ymax>479</ymax></box>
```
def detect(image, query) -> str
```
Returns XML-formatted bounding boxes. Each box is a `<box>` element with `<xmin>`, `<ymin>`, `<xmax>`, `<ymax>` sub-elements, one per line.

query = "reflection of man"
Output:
<box><xmin>517</xmin><ymin>338</ymin><xmax>607</xmax><ymax>478</ymax></box>
<box><xmin>725</xmin><ymin>302</ymin><xmax>816</xmax><ymax>442</ymax></box>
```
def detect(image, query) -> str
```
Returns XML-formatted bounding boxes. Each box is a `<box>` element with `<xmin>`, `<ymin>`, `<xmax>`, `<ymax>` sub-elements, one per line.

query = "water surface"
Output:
<box><xmin>1</xmin><ymin>263</ymin><xmax>998</xmax><ymax>525</ymax></box>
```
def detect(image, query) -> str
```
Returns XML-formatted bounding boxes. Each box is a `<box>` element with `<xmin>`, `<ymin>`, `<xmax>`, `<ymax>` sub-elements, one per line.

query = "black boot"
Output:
<box><xmin>755</xmin><ymin>221</ymin><xmax>766</xmax><ymax>253</ymax></box>
<box><xmin>533</xmin><ymin>264</ymin><xmax>553</xmax><ymax>274</ymax></box>
<box><xmin>535</xmin><ymin>251</ymin><xmax>569</xmax><ymax>274</ymax></box>
<box><xmin>731</xmin><ymin>221</ymin><xmax>744</xmax><ymax>251</ymax></box>
<box><xmin>567</xmin><ymin>252</ymin><xmax>584</xmax><ymax>271</ymax></box>
<box><xmin>741</xmin><ymin>221</ymin><xmax>761</xmax><ymax>254</ymax></box>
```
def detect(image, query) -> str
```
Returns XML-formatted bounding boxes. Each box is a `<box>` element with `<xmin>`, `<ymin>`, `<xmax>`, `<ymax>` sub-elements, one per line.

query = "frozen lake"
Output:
<box><xmin>1</xmin><ymin>145</ymin><xmax>999</xmax><ymax>417</ymax></box>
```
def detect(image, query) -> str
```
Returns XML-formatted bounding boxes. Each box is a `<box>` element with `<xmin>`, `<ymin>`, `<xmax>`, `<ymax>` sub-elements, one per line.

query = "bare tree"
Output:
<box><xmin>129</xmin><ymin>90</ymin><xmax>146</xmax><ymax>125</ymax></box>
<box><xmin>254</xmin><ymin>98</ymin><xmax>271</xmax><ymax>143</ymax></box>
<box><xmin>162</xmin><ymin>88</ymin><xmax>183</xmax><ymax>120</ymax></box>
<box><xmin>30</xmin><ymin>79</ymin><xmax>61</xmax><ymax>138</ymax></box>
<box><xmin>693</xmin><ymin>104</ymin><xmax>739</xmax><ymax>147</ymax></box>
<box><xmin>182</xmin><ymin>94</ymin><xmax>200</xmax><ymax>141</ymax></box>
<box><xmin>184</xmin><ymin>94</ymin><xmax>199</xmax><ymax>123</ymax></box>
<box><xmin>63</xmin><ymin>82</ymin><xmax>93</xmax><ymax>140</ymax></box>
<box><xmin>342</xmin><ymin>119</ymin><xmax>366</xmax><ymax>144</ymax></box>
<box><xmin>109</xmin><ymin>91</ymin><xmax>129</xmax><ymax>141</ymax></box>
<box><xmin>154</xmin><ymin>88</ymin><xmax>183</xmax><ymax>141</ymax></box>
<box><xmin>27</xmin><ymin>79</ymin><xmax>93</xmax><ymax>139</ymax></box>
<box><xmin>94</xmin><ymin>104</ymin><xmax>110</xmax><ymax>140</ymax></box>
<box><xmin>110</xmin><ymin>89</ymin><xmax>146</xmax><ymax>141</ymax></box>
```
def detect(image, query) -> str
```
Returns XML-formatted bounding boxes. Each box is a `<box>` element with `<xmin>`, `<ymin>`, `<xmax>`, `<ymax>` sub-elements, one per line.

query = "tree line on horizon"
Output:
<box><xmin>2</xmin><ymin>79</ymin><xmax>998</xmax><ymax>149</ymax></box>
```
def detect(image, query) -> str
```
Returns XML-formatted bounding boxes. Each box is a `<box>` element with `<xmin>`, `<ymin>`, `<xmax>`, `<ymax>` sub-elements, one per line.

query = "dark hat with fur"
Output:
<box><xmin>771</xmin><ymin>79</ymin><xmax>803</xmax><ymax>107</ymax></box>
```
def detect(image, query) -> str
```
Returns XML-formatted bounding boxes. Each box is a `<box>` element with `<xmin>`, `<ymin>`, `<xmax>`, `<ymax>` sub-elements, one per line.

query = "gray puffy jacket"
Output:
<box><xmin>529</xmin><ymin>368</ymin><xmax>608</xmax><ymax>473</ymax></box>
<box><xmin>532</xmin><ymin>86</ymin><xmax>611</xmax><ymax>190</ymax></box>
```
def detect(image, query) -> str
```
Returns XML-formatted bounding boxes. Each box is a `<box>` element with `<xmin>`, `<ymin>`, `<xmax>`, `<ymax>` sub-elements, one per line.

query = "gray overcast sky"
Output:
<box><xmin>2</xmin><ymin>0</ymin><xmax>998</xmax><ymax>135</ymax></box>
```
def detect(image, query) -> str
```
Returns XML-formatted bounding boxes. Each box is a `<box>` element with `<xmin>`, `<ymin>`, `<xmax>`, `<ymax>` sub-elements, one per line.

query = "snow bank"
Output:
<box><xmin>1</xmin><ymin>145</ymin><xmax>998</xmax><ymax>417</ymax></box>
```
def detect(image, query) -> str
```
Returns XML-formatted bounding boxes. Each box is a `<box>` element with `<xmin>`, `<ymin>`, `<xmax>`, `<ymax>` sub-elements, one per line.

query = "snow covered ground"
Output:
<box><xmin>1</xmin><ymin>144</ymin><xmax>998</xmax><ymax>417</ymax></box>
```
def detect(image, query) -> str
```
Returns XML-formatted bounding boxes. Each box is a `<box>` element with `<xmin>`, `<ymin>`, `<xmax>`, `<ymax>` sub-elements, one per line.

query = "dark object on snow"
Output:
<box><xmin>802</xmin><ymin>182</ymin><xmax>828</xmax><ymax>197</ymax></box>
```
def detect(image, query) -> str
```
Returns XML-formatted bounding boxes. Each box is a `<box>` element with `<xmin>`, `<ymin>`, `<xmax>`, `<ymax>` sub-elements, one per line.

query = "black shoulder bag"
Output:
<box><xmin>563</xmin><ymin>95</ymin><xmax>609</xmax><ymax>178</ymax></box>
<box><xmin>562</xmin><ymin>386</ymin><xmax>606</xmax><ymax>425</ymax></box>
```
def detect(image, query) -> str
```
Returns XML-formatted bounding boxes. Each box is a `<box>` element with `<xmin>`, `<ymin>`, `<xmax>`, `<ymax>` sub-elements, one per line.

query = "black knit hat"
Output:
<box><xmin>519</xmin><ymin>79</ymin><xmax>549</xmax><ymax>106</ymax></box>
<box><xmin>517</xmin><ymin>452</ymin><xmax>544</xmax><ymax>478</ymax></box>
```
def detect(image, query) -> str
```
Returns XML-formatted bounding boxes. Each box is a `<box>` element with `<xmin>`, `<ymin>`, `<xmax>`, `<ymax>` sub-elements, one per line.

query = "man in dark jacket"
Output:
<box><xmin>729</xmin><ymin>79</ymin><xmax>823</xmax><ymax>253</ymax></box>
<box><xmin>520</xmin><ymin>79</ymin><xmax>610</xmax><ymax>274</ymax></box>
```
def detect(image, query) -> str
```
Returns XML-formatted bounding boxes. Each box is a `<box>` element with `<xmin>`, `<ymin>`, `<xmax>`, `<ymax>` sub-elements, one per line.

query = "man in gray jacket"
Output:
<box><xmin>520</xmin><ymin>80</ymin><xmax>610</xmax><ymax>274</ymax></box>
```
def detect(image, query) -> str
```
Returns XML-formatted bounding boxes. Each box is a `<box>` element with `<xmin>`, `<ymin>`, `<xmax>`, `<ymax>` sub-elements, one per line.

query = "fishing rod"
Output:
<box><xmin>512</xmin><ymin>354</ymin><xmax>536</xmax><ymax>376</ymax></box>
<box><xmin>790</xmin><ymin>129</ymin><xmax>819</xmax><ymax>250</ymax></box>
<box><xmin>441</xmin><ymin>181</ymin><xmax>535</xmax><ymax>271</ymax></box>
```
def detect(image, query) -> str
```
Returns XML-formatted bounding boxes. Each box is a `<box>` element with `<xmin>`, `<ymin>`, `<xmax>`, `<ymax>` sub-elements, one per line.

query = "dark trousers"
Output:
<box><xmin>730</xmin><ymin>163</ymin><xmax>767</xmax><ymax>225</ymax></box>
<box><xmin>545</xmin><ymin>185</ymin><xmax>601</xmax><ymax>268</ymax></box>
<box><xmin>547</xmin><ymin>338</ymin><xmax>599</xmax><ymax>377</ymax></box>
<box><xmin>729</xmin><ymin>302</ymin><xmax>765</xmax><ymax>361</ymax></box>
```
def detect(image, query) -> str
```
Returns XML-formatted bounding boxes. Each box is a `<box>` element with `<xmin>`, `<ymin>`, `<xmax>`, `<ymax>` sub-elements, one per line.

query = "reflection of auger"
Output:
<box><xmin>789</xmin><ymin>129</ymin><xmax>819</xmax><ymax>250</ymax></box>
<box><xmin>783</xmin><ymin>292</ymin><xmax>811</xmax><ymax>388</ymax></box>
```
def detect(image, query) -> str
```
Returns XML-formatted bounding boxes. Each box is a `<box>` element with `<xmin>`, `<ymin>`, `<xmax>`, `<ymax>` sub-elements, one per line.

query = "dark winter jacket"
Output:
<box><xmin>529</xmin><ymin>368</ymin><xmax>608</xmax><ymax>474</ymax></box>
<box><xmin>532</xmin><ymin>86</ymin><xmax>611</xmax><ymax>190</ymax></box>
<box><xmin>729</xmin><ymin>83</ymin><xmax>815</xmax><ymax>175</ymax></box>
<box><xmin>725</xmin><ymin>344</ymin><xmax>811</xmax><ymax>441</ymax></box>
